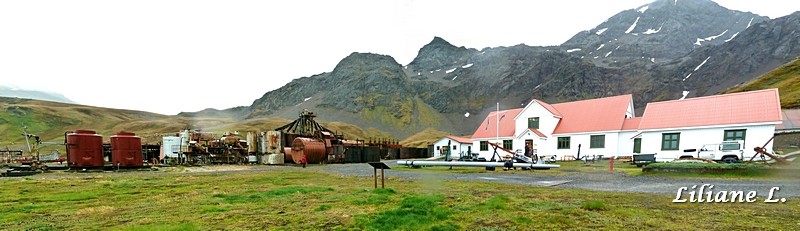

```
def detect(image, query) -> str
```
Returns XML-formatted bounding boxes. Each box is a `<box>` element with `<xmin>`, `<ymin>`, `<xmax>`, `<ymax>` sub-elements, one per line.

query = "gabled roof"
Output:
<box><xmin>777</xmin><ymin>109</ymin><xmax>800</xmax><ymax>133</ymax></box>
<box><xmin>778</xmin><ymin>109</ymin><xmax>800</xmax><ymax>129</ymax></box>
<box><xmin>551</xmin><ymin>94</ymin><xmax>633</xmax><ymax>134</ymax></box>
<box><xmin>516</xmin><ymin>128</ymin><xmax>547</xmax><ymax>139</ymax></box>
<box><xmin>639</xmin><ymin>89</ymin><xmax>782</xmax><ymax>130</ymax></box>
<box><xmin>471</xmin><ymin>108</ymin><xmax>523</xmax><ymax>139</ymax></box>
<box><xmin>444</xmin><ymin>136</ymin><xmax>473</xmax><ymax>144</ymax></box>
<box><xmin>621</xmin><ymin>117</ymin><xmax>642</xmax><ymax>131</ymax></box>
<box><xmin>534</xmin><ymin>100</ymin><xmax>563</xmax><ymax>117</ymax></box>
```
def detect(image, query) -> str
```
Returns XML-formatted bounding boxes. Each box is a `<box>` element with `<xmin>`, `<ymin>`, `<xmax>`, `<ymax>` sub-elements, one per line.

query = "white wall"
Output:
<box><xmin>472</xmin><ymin>138</ymin><xmax>512</xmax><ymax>159</ymax></box>
<box><xmin>513</xmin><ymin>132</ymin><xmax>548</xmax><ymax>156</ymax></box>
<box><xmin>639</xmin><ymin>124</ymin><xmax>777</xmax><ymax>161</ymax></box>
<box><xmin>549</xmin><ymin>132</ymin><xmax>622</xmax><ymax>159</ymax></box>
<box><xmin>514</xmin><ymin>102</ymin><xmax>559</xmax><ymax>139</ymax></box>
<box><xmin>616</xmin><ymin>131</ymin><xmax>639</xmax><ymax>156</ymax></box>
<box><xmin>432</xmin><ymin>138</ymin><xmax>472</xmax><ymax>158</ymax></box>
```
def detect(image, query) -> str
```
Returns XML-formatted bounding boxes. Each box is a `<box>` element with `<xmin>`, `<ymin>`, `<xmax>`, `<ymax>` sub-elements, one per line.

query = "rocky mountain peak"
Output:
<box><xmin>408</xmin><ymin>37</ymin><xmax>478</xmax><ymax>72</ymax></box>
<box><xmin>561</xmin><ymin>0</ymin><xmax>767</xmax><ymax>65</ymax></box>
<box><xmin>332</xmin><ymin>52</ymin><xmax>402</xmax><ymax>74</ymax></box>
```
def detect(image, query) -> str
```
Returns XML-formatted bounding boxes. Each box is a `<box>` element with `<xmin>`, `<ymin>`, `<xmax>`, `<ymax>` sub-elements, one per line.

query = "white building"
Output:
<box><xmin>635</xmin><ymin>89</ymin><xmax>782</xmax><ymax>161</ymax></box>
<box><xmin>470</xmin><ymin>89</ymin><xmax>783</xmax><ymax>162</ymax></box>
<box><xmin>431</xmin><ymin>136</ymin><xmax>473</xmax><ymax>159</ymax></box>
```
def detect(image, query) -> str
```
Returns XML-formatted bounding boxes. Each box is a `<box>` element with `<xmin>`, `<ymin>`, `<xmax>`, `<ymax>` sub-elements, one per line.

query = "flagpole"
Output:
<box><xmin>496</xmin><ymin>102</ymin><xmax>499</xmax><ymax>145</ymax></box>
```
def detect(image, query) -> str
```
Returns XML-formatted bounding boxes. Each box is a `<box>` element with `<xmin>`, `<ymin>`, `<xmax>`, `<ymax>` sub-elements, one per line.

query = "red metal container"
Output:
<box><xmin>284</xmin><ymin>147</ymin><xmax>294</xmax><ymax>163</ymax></box>
<box><xmin>110</xmin><ymin>132</ymin><xmax>143</xmax><ymax>168</ymax></box>
<box><xmin>66</xmin><ymin>130</ymin><xmax>104</xmax><ymax>168</ymax></box>
<box><xmin>290</xmin><ymin>137</ymin><xmax>327</xmax><ymax>164</ymax></box>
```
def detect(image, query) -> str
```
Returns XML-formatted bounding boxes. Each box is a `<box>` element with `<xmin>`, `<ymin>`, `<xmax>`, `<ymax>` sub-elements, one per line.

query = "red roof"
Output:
<box><xmin>471</xmin><ymin>108</ymin><xmax>523</xmax><ymax>139</ymax></box>
<box><xmin>528</xmin><ymin>128</ymin><xmax>547</xmax><ymax>138</ymax></box>
<box><xmin>621</xmin><ymin>117</ymin><xmax>642</xmax><ymax>131</ymax></box>
<box><xmin>777</xmin><ymin>109</ymin><xmax>800</xmax><ymax>130</ymax></box>
<box><xmin>445</xmin><ymin>136</ymin><xmax>473</xmax><ymax>144</ymax></box>
<box><xmin>533</xmin><ymin>99</ymin><xmax>562</xmax><ymax>117</ymax></box>
<box><xmin>551</xmin><ymin>94</ymin><xmax>633</xmax><ymax>134</ymax></box>
<box><xmin>639</xmin><ymin>89</ymin><xmax>782</xmax><ymax>130</ymax></box>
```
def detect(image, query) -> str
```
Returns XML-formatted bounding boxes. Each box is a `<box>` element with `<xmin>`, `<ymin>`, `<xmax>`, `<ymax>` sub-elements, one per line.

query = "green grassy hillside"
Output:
<box><xmin>725</xmin><ymin>58</ymin><xmax>800</xmax><ymax>108</ymax></box>
<box><xmin>0</xmin><ymin>97</ymin><xmax>392</xmax><ymax>152</ymax></box>
<box><xmin>400</xmin><ymin>128</ymin><xmax>452</xmax><ymax>148</ymax></box>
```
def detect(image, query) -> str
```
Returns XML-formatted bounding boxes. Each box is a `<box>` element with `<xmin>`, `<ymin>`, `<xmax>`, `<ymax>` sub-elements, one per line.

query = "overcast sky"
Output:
<box><xmin>1</xmin><ymin>0</ymin><xmax>797</xmax><ymax>115</ymax></box>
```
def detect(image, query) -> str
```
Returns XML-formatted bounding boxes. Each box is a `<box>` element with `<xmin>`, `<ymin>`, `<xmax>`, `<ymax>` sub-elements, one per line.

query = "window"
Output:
<box><xmin>557</xmin><ymin>137</ymin><xmax>570</xmax><ymax>149</ymax></box>
<box><xmin>503</xmin><ymin>140</ymin><xmax>513</xmax><ymax>150</ymax></box>
<box><xmin>528</xmin><ymin>117</ymin><xmax>540</xmax><ymax>129</ymax></box>
<box><xmin>661</xmin><ymin>133</ymin><xmax>680</xmax><ymax>150</ymax></box>
<box><xmin>721</xmin><ymin>142</ymin><xmax>741</xmax><ymax>151</ymax></box>
<box><xmin>590</xmin><ymin>135</ymin><xmax>605</xmax><ymax>148</ymax></box>
<box><xmin>480</xmin><ymin>141</ymin><xmax>488</xmax><ymax>151</ymax></box>
<box><xmin>724</xmin><ymin>129</ymin><xmax>746</xmax><ymax>141</ymax></box>
<box><xmin>633</xmin><ymin>138</ymin><xmax>641</xmax><ymax>153</ymax></box>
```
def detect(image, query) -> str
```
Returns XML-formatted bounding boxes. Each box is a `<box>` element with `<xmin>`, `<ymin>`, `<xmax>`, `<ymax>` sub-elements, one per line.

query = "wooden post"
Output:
<box><xmin>610</xmin><ymin>156</ymin><xmax>614</xmax><ymax>172</ymax></box>
<box><xmin>373</xmin><ymin>168</ymin><xmax>378</xmax><ymax>188</ymax></box>
<box><xmin>381</xmin><ymin>168</ymin><xmax>385</xmax><ymax>188</ymax></box>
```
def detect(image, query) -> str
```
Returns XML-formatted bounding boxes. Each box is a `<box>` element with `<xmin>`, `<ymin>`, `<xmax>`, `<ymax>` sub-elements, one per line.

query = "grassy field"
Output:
<box><xmin>394</xmin><ymin>159</ymin><xmax>645</xmax><ymax>176</ymax></box>
<box><xmin>1</xmin><ymin>169</ymin><xmax>798</xmax><ymax>230</ymax></box>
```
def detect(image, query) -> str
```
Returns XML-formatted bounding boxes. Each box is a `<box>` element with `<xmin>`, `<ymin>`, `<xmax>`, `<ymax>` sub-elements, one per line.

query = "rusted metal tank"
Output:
<box><xmin>291</xmin><ymin>137</ymin><xmax>327</xmax><ymax>164</ymax></box>
<box><xmin>66</xmin><ymin>130</ymin><xmax>104</xmax><ymax>168</ymax></box>
<box><xmin>266</xmin><ymin>131</ymin><xmax>282</xmax><ymax>154</ymax></box>
<box><xmin>110</xmin><ymin>132</ymin><xmax>143</xmax><ymax>168</ymax></box>
<box><xmin>283</xmin><ymin>147</ymin><xmax>294</xmax><ymax>163</ymax></box>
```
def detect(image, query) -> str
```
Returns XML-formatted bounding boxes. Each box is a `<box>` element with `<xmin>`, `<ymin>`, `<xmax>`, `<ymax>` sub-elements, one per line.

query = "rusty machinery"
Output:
<box><xmin>749</xmin><ymin>136</ymin><xmax>790</xmax><ymax>165</ymax></box>
<box><xmin>275</xmin><ymin>110</ymin><xmax>342</xmax><ymax>164</ymax></box>
<box><xmin>274</xmin><ymin>110</ymin><xmax>403</xmax><ymax>165</ymax></box>
<box><xmin>180</xmin><ymin>130</ymin><xmax>249</xmax><ymax>165</ymax></box>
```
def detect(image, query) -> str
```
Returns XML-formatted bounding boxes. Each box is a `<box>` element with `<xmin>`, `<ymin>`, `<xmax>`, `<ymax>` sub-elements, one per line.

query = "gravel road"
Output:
<box><xmin>313</xmin><ymin>160</ymin><xmax>800</xmax><ymax>199</ymax></box>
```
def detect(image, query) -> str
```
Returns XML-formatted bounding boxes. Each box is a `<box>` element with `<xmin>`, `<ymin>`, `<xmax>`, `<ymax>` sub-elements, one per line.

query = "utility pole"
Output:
<box><xmin>22</xmin><ymin>125</ymin><xmax>31</xmax><ymax>153</ymax></box>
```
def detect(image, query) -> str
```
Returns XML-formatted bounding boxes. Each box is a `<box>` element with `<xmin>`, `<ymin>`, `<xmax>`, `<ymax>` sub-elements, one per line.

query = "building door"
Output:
<box><xmin>633</xmin><ymin>138</ymin><xmax>641</xmax><ymax>154</ymax></box>
<box><xmin>525</xmin><ymin>139</ymin><xmax>533</xmax><ymax>157</ymax></box>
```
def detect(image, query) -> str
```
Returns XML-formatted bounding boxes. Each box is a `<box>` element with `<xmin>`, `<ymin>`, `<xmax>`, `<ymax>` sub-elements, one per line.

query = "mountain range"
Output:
<box><xmin>8</xmin><ymin>0</ymin><xmax>799</xmax><ymax>142</ymax></box>
<box><xmin>186</xmin><ymin>0</ymin><xmax>798</xmax><ymax>139</ymax></box>
<box><xmin>0</xmin><ymin>86</ymin><xmax>75</xmax><ymax>104</ymax></box>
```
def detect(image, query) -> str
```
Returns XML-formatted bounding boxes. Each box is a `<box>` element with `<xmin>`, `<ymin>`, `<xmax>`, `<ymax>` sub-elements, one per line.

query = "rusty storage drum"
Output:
<box><xmin>283</xmin><ymin>147</ymin><xmax>294</xmax><ymax>163</ymax></box>
<box><xmin>110</xmin><ymin>132</ymin><xmax>143</xmax><ymax>168</ymax></box>
<box><xmin>291</xmin><ymin>137</ymin><xmax>326</xmax><ymax>164</ymax></box>
<box><xmin>66</xmin><ymin>130</ymin><xmax>104</xmax><ymax>168</ymax></box>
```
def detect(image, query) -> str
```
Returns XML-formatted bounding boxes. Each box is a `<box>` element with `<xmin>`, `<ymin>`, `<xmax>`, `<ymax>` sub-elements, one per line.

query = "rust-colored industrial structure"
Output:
<box><xmin>110</xmin><ymin>132</ymin><xmax>143</xmax><ymax>168</ymax></box>
<box><xmin>274</xmin><ymin>110</ymin><xmax>427</xmax><ymax>165</ymax></box>
<box><xmin>65</xmin><ymin>130</ymin><xmax>104</xmax><ymax>169</ymax></box>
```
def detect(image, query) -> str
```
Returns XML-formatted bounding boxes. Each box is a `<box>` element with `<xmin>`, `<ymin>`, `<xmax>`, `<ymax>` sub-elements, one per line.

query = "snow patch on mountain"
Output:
<box><xmin>694</xmin><ymin>30</ymin><xmax>729</xmax><ymax>45</ymax></box>
<box><xmin>638</xmin><ymin>5</ymin><xmax>649</xmax><ymax>14</ymax></box>
<box><xmin>694</xmin><ymin>56</ymin><xmax>711</xmax><ymax>71</ymax></box>
<box><xmin>625</xmin><ymin>17</ymin><xmax>640</xmax><ymax>34</ymax></box>
<box><xmin>680</xmin><ymin>91</ymin><xmax>690</xmax><ymax>100</ymax></box>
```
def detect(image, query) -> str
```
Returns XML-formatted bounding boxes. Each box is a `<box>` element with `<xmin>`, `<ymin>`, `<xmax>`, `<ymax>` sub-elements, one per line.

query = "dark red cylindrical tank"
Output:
<box><xmin>66</xmin><ymin>130</ymin><xmax>104</xmax><ymax>168</ymax></box>
<box><xmin>283</xmin><ymin>147</ymin><xmax>294</xmax><ymax>163</ymax></box>
<box><xmin>291</xmin><ymin>137</ymin><xmax>326</xmax><ymax>164</ymax></box>
<box><xmin>110</xmin><ymin>132</ymin><xmax>143</xmax><ymax>168</ymax></box>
